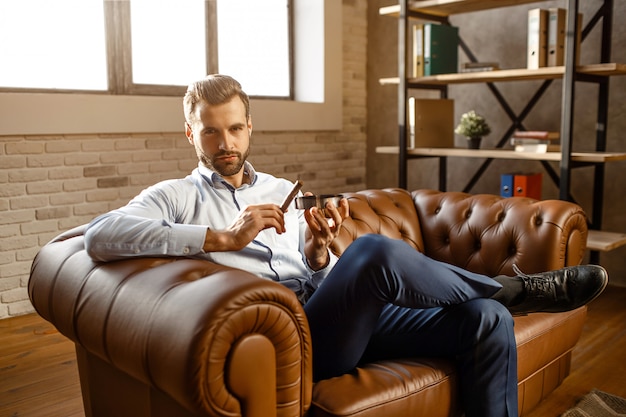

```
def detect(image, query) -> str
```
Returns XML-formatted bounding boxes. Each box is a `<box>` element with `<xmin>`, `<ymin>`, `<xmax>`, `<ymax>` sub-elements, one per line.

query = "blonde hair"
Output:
<box><xmin>183</xmin><ymin>74</ymin><xmax>250</xmax><ymax>123</ymax></box>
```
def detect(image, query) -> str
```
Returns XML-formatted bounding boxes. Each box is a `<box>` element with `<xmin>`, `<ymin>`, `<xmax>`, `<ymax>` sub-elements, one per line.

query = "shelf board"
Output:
<box><xmin>587</xmin><ymin>230</ymin><xmax>626</xmax><ymax>252</ymax></box>
<box><xmin>380</xmin><ymin>0</ymin><xmax>544</xmax><ymax>17</ymax></box>
<box><xmin>376</xmin><ymin>147</ymin><xmax>626</xmax><ymax>163</ymax></box>
<box><xmin>379</xmin><ymin>63</ymin><xmax>626</xmax><ymax>86</ymax></box>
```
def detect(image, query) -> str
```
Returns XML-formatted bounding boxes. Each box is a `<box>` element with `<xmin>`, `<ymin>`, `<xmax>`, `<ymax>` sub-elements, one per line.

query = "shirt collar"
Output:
<box><xmin>197</xmin><ymin>161</ymin><xmax>257</xmax><ymax>190</ymax></box>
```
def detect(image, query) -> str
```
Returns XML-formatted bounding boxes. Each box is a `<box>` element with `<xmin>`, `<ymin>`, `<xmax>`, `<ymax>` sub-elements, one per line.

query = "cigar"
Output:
<box><xmin>280</xmin><ymin>180</ymin><xmax>303</xmax><ymax>212</ymax></box>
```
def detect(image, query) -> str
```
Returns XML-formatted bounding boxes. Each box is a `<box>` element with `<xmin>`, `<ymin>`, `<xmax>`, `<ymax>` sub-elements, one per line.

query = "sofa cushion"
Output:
<box><xmin>514</xmin><ymin>307</ymin><xmax>586</xmax><ymax>382</ymax></box>
<box><xmin>310</xmin><ymin>358</ymin><xmax>459</xmax><ymax>417</ymax></box>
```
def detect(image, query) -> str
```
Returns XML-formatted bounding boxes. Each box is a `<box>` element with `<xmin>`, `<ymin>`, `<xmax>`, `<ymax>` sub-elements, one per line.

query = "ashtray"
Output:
<box><xmin>295</xmin><ymin>195</ymin><xmax>343</xmax><ymax>214</ymax></box>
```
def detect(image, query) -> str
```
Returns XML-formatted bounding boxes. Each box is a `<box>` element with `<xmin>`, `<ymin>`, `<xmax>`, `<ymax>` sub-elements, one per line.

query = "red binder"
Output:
<box><xmin>513</xmin><ymin>173</ymin><xmax>542</xmax><ymax>200</ymax></box>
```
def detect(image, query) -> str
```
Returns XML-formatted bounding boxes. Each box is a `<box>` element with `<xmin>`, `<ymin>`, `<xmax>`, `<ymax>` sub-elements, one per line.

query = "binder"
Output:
<box><xmin>513</xmin><ymin>173</ymin><xmax>542</xmax><ymax>200</ymax></box>
<box><xmin>548</xmin><ymin>8</ymin><xmax>566</xmax><ymax>67</ymax></box>
<box><xmin>547</xmin><ymin>9</ymin><xmax>582</xmax><ymax>67</ymax></box>
<box><xmin>424</xmin><ymin>23</ymin><xmax>459</xmax><ymax>76</ymax></box>
<box><xmin>408</xmin><ymin>98</ymin><xmax>454</xmax><ymax>148</ymax></box>
<box><xmin>412</xmin><ymin>23</ymin><xmax>424</xmax><ymax>78</ymax></box>
<box><xmin>527</xmin><ymin>8</ymin><xmax>548</xmax><ymax>69</ymax></box>
<box><xmin>408</xmin><ymin>97</ymin><xmax>416</xmax><ymax>148</ymax></box>
<box><xmin>500</xmin><ymin>173</ymin><xmax>514</xmax><ymax>197</ymax></box>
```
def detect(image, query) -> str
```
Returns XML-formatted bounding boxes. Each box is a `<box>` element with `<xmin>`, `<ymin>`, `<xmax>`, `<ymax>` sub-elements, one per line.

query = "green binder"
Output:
<box><xmin>424</xmin><ymin>23</ymin><xmax>459</xmax><ymax>76</ymax></box>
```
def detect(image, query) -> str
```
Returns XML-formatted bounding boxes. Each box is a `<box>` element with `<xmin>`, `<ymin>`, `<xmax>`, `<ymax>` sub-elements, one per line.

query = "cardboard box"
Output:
<box><xmin>408</xmin><ymin>98</ymin><xmax>454</xmax><ymax>148</ymax></box>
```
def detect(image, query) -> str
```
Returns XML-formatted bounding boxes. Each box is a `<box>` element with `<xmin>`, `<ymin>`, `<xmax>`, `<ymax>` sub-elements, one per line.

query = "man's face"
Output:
<box><xmin>186</xmin><ymin>97</ymin><xmax>252</xmax><ymax>180</ymax></box>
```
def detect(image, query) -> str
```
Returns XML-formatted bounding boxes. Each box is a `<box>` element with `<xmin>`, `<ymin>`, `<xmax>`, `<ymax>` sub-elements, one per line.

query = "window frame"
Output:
<box><xmin>104</xmin><ymin>1</ymin><xmax>217</xmax><ymax>97</ymax></box>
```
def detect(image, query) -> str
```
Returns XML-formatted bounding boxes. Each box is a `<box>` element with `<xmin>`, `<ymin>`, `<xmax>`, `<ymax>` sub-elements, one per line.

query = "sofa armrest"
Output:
<box><xmin>29</xmin><ymin>225</ymin><xmax>313</xmax><ymax>417</ymax></box>
<box><xmin>411</xmin><ymin>190</ymin><xmax>588</xmax><ymax>276</ymax></box>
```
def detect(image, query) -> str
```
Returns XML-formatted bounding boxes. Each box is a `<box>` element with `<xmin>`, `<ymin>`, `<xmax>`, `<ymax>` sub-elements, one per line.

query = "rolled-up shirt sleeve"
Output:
<box><xmin>85</xmin><ymin>213</ymin><xmax>208</xmax><ymax>262</ymax></box>
<box><xmin>84</xmin><ymin>179</ymin><xmax>209</xmax><ymax>262</ymax></box>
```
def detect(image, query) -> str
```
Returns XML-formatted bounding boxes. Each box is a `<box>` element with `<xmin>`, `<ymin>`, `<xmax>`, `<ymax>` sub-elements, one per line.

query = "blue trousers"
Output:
<box><xmin>304</xmin><ymin>234</ymin><xmax>518</xmax><ymax>417</ymax></box>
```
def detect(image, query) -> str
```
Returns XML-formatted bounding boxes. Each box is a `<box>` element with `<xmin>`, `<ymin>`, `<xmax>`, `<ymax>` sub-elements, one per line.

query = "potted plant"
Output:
<box><xmin>455</xmin><ymin>110</ymin><xmax>491</xmax><ymax>149</ymax></box>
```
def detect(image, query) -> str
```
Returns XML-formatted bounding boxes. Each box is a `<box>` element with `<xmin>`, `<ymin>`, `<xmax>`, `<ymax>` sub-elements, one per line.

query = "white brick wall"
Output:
<box><xmin>0</xmin><ymin>0</ymin><xmax>368</xmax><ymax>319</ymax></box>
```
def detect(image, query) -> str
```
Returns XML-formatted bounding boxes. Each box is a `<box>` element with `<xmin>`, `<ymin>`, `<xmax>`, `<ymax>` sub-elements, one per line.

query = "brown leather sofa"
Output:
<box><xmin>29</xmin><ymin>188</ymin><xmax>590</xmax><ymax>417</ymax></box>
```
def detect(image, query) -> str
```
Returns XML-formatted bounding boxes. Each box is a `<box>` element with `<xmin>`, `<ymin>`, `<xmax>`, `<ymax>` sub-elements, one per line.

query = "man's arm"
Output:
<box><xmin>85</xmin><ymin>182</ymin><xmax>288</xmax><ymax>262</ymax></box>
<box><xmin>202</xmin><ymin>204</ymin><xmax>286</xmax><ymax>252</ymax></box>
<box><xmin>85</xmin><ymin>211</ymin><xmax>209</xmax><ymax>262</ymax></box>
<box><xmin>85</xmin><ymin>181</ymin><xmax>209</xmax><ymax>262</ymax></box>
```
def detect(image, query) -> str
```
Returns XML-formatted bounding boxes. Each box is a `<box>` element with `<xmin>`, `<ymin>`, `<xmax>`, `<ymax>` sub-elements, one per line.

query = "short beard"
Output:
<box><xmin>197</xmin><ymin>146</ymin><xmax>250</xmax><ymax>178</ymax></box>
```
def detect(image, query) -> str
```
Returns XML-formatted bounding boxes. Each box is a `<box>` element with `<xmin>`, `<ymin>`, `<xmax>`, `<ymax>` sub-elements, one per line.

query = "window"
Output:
<box><xmin>129</xmin><ymin>1</ymin><xmax>207</xmax><ymax>88</ymax></box>
<box><xmin>0</xmin><ymin>0</ymin><xmax>340</xmax><ymax>135</ymax></box>
<box><xmin>215</xmin><ymin>1</ymin><xmax>291</xmax><ymax>97</ymax></box>
<box><xmin>0</xmin><ymin>0</ymin><xmax>292</xmax><ymax>98</ymax></box>
<box><xmin>0</xmin><ymin>0</ymin><xmax>108</xmax><ymax>90</ymax></box>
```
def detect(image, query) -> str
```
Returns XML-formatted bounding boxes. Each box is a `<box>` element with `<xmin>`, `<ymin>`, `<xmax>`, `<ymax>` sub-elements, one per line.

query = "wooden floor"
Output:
<box><xmin>525</xmin><ymin>284</ymin><xmax>626</xmax><ymax>417</ymax></box>
<box><xmin>0</xmin><ymin>312</ymin><xmax>83</xmax><ymax>417</ymax></box>
<box><xmin>1</xmin><ymin>287</ymin><xmax>625</xmax><ymax>417</ymax></box>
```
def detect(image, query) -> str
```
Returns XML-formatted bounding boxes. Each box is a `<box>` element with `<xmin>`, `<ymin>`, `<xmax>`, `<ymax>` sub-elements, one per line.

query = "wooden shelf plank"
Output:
<box><xmin>587</xmin><ymin>230</ymin><xmax>626</xmax><ymax>252</ymax></box>
<box><xmin>577</xmin><ymin>63</ymin><xmax>626</xmax><ymax>76</ymax></box>
<box><xmin>379</xmin><ymin>64</ymin><xmax>626</xmax><ymax>86</ymax></box>
<box><xmin>380</xmin><ymin>0</ymin><xmax>544</xmax><ymax>18</ymax></box>
<box><xmin>375</xmin><ymin>146</ymin><xmax>626</xmax><ymax>163</ymax></box>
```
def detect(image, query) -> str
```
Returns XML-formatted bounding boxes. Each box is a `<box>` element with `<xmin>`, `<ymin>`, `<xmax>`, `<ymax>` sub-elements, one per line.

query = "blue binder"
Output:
<box><xmin>501</xmin><ymin>173</ymin><xmax>514</xmax><ymax>197</ymax></box>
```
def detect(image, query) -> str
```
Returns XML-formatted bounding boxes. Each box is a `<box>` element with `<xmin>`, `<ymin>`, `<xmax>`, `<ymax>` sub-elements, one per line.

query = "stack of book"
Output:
<box><xmin>460</xmin><ymin>62</ymin><xmax>500</xmax><ymax>73</ymax></box>
<box><xmin>511</xmin><ymin>131</ymin><xmax>560</xmax><ymax>153</ymax></box>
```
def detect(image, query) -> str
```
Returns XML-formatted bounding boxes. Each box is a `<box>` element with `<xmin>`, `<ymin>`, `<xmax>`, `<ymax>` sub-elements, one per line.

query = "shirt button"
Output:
<box><xmin>182</xmin><ymin>247</ymin><xmax>190</xmax><ymax>255</ymax></box>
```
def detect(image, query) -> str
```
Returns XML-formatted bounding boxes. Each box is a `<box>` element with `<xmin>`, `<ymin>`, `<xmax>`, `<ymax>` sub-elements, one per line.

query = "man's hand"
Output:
<box><xmin>203</xmin><ymin>204</ymin><xmax>285</xmax><ymax>252</ymax></box>
<box><xmin>304</xmin><ymin>196</ymin><xmax>350</xmax><ymax>270</ymax></box>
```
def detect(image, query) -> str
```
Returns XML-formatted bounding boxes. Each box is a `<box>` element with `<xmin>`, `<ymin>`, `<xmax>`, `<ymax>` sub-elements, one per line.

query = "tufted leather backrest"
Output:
<box><xmin>331</xmin><ymin>188</ymin><xmax>588</xmax><ymax>278</ymax></box>
<box><xmin>330</xmin><ymin>188</ymin><xmax>425</xmax><ymax>256</ymax></box>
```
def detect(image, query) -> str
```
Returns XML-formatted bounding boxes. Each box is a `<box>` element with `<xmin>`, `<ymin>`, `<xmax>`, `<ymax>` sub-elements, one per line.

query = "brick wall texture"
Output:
<box><xmin>0</xmin><ymin>0</ymin><xmax>367</xmax><ymax>319</ymax></box>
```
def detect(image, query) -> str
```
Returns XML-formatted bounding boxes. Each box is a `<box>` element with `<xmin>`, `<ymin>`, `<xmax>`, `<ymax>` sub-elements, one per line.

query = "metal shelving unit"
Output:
<box><xmin>378</xmin><ymin>0</ymin><xmax>625</xmax><ymax>261</ymax></box>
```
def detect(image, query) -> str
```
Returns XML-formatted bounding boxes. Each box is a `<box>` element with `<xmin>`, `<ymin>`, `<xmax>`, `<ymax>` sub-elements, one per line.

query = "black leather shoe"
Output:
<box><xmin>508</xmin><ymin>264</ymin><xmax>608</xmax><ymax>315</ymax></box>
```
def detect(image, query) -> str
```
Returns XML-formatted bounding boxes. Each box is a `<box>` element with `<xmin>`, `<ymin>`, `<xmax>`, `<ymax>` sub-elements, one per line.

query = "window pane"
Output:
<box><xmin>217</xmin><ymin>0</ymin><xmax>290</xmax><ymax>97</ymax></box>
<box><xmin>130</xmin><ymin>0</ymin><xmax>207</xmax><ymax>86</ymax></box>
<box><xmin>0</xmin><ymin>0</ymin><xmax>107</xmax><ymax>90</ymax></box>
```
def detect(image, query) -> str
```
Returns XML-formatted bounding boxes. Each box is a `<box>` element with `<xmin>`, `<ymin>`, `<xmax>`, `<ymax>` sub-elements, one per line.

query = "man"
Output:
<box><xmin>85</xmin><ymin>74</ymin><xmax>608</xmax><ymax>417</ymax></box>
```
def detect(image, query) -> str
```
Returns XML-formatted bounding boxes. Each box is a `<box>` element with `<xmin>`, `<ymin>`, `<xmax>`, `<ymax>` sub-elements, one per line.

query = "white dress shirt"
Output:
<box><xmin>85</xmin><ymin>162</ymin><xmax>338</xmax><ymax>302</ymax></box>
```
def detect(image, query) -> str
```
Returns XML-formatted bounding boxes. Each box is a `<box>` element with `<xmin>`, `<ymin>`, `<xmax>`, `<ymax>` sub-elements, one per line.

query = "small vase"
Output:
<box><xmin>467</xmin><ymin>137</ymin><xmax>482</xmax><ymax>149</ymax></box>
